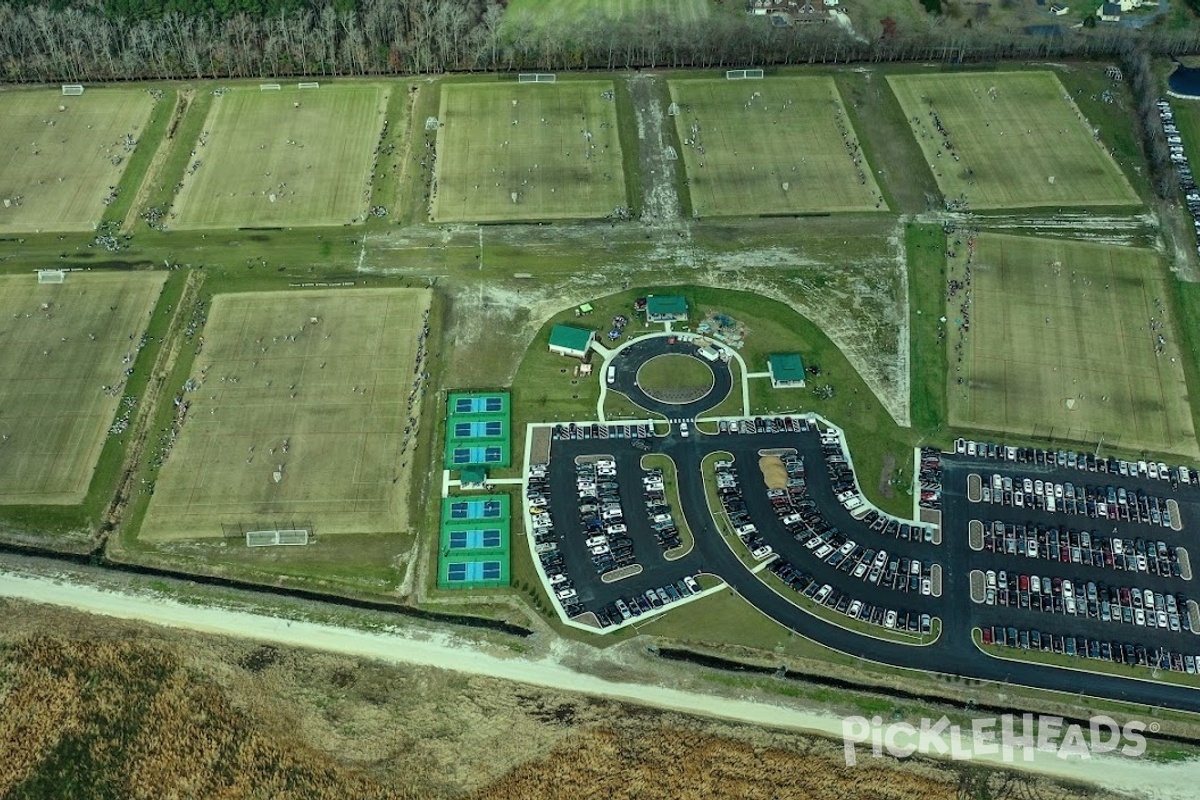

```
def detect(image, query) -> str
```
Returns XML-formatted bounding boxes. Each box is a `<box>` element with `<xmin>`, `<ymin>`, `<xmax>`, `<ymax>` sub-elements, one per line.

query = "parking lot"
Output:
<box><xmin>943</xmin><ymin>442</ymin><xmax>1200</xmax><ymax>678</ymax></box>
<box><xmin>521</xmin><ymin>413</ymin><xmax>1200</xmax><ymax>708</ymax></box>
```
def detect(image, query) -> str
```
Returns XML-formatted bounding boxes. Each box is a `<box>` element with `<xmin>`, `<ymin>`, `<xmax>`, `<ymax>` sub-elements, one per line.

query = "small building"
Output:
<box><xmin>548</xmin><ymin>324</ymin><xmax>595</xmax><ymax>359</ymax></box>
<box><xmin>1099</xmin><ymin>2</ymin><xmax>1121</xmax><ymax>20</ymax></box>
<box><xmin>768</xmin><ymin>353</ymin><xmax>807</xmax><ymax>388</ymax></box>
<box><xmin>645</xmin><ymin>294</ymin><xmax>689</xmax><ymax>323</ymax></box>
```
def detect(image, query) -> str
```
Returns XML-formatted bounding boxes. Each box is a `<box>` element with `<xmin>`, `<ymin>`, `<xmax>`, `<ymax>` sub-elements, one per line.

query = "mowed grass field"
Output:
<box><xmin>0</xmin><ymin>88</ymin><xmax>155</xmax><ymax>233</ymax></box>
<box><xmin>668</xmin><ymin>77</ymin><xmax>887</xmax><ymax>216</ymax></box>
<box><xmin>888</xmin><ymin>71</ymin><xmax>1139</xmax><ymax>210</ymax></box>
<box><xmin>432</xmin><ymin>82</ymin><xmax>626</xmax><ymax>222</ymax></box>
<box><xmin>170</xmin><ymin>84</ymin><xmax>388</xmax><ymax>229</ymax></box>
<box><xmin>948</xmin><ymin>234</ymin><xmax>1197</xmax><ymax>457</ymax></box>
<box><xmin>0</xmin><ymin>272</ymin><xmax>167</xmax><ymax>504</ymax></box>
<box><xmin>504</xmin><ymin>0</ymin><xmax>711</xmax><ymax>24</ymax></box>
<box><xmin>140</xmin><ymin>288</ymin><xmax>431</xmax><ymax>541</ymax></box>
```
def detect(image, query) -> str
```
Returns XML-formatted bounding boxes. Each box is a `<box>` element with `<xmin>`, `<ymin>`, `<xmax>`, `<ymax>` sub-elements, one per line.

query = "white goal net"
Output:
<box><xmin>61</xmin><ymin>85</ymin><xmax>84</xmax><ymax>96</ymax></box>
<box><xmin>298</xmin><ymin>82</ymin><xmax>320</xmax><ymax>89</ymax></box>
<box><xmin>246</xmin><ymin>529</ymin><xmax>310</xmax><ymax>546</ymax></box>
<box><xmin>37</xmin><ymin>269</ymin><xmax>66</xmax><ymax>284</ymax></box>
<box><xmin>725</xmin><ymin>69</ymin><xmax>764</xmax><ymax>80</ymax></box>
<box><xmin>518</xmin><ymin>73</ymin><xmax>557</xmax><ymax>83</ymax></box>
<box><xmin>260</xmin><ymin>83</ymin><xmax>282</xmax><ymax>91</ymax></box>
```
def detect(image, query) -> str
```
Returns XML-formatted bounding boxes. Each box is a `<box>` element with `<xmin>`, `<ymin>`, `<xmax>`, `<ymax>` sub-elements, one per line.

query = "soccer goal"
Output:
<box><xmin>61</xmin><ymin>85</ymin><xmax>84</xmax><ymax>96</ymax></box>
<box><xmin>260</xmin><ymin>83</ymin><xmax>282</xmax><ymax>91</ymax></box>
<box><xmin>298</xmin><ymin>81</ymin><xmax>320</xmax><ymax>89</ymax></box>
<box><xmin>725</xmin><ymin>69</ymin><xmax>764</xmax><ymax>80</ymax></box>
<box><xmin>246</xmin><ymin>528</ymin><xmax>310</xmax><ymax>547</ymax></box>
<box><xmin>518</xmin><ymin>73</ymin><xmax>557</xmax><ymax>84</ymax></box>
<box><xmin>37</xmin><ymin>269</ymin><xmax>66</xmax><ymax>284</ymax></box>
<box><xmin>667</xmin><ymin>102</ymin><xmax>680</xmax><ymax>117</ymax></box>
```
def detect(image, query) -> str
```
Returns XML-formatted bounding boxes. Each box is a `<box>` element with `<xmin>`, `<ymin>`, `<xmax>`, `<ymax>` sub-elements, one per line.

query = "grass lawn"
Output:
<box><xmin>140</xmin><ymin>288</ymin><xmax>431</xmax><ymax>540</ymax></box>
<box><xmin>887</xmin><ymin>71</ymin><xmax>1139</xmax><ymax>210</ymax></box>
<box><xmin>504</xmin><ymin>0</ymin><xmax>712</xmax><ymax>25</ymax></box>
<box><xmin>170</xmin><ymin>84</ymin><xmax>388</xmax><ymax>229</ymax></box>
<box><xmin>948</xmin><ymin>233</ymin><xmax>1197</xmax><ymax>457</ymax></box>
<box><xmin>668</xmin><ymin>77</ymin><xmax>887</xmax><ymax>216</ymax></box>
<box><xmin>0</xmin><ymin>87</ymin><xmax>157</xmax><ymax>233</ymax></box>
<box><xmin>0</xmin><ymin>272</ymin><xmax>167</xmax><ymax>505</ymax></box>
<box><xmin>636</xmin><ymin>353</ymin><xmax>714</xmax><ymax>392</ymax></box>
<box><xmin>432</xmin><ymin>81</ymin><xmax>626</xmax><ymax>223</ymax></box>
<box><xmin>907</xmin><ymin>222</ymin><xmax>948</xmax><ymax>431</ymax></box>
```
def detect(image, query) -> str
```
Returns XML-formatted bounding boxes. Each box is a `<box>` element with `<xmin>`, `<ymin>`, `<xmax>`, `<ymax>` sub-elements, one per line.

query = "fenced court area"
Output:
<box><xmin>947</xmin><ymin>234</ymin><xmax>1196</xmax><ymax>457</ymax></box>
<box><xmin>170</xmin><ymin>84</ymin><xmax>389</xmax><ymax>229</ymax></box>
<box><xmin>139</xmin><ymin>288</ymin><xmax>433</xmax><ymax>541</ymax></box>
<box><xmin>668</xmin><ymin>77</ymin><xmax>887</xmax><ymax>216</ymax></box>
<box><xmin>0</xmin><ymin>88</ymin><xmax>155</xmax><ymax>233</ymax></box>
<box><xmin>432</xmin><ymin>81</ymin><xmax>627</xmax><ymax>222</ymax></box>
<box><xmin>887</xmin><ymin>71</ymin><xmax>1139</xmax><ymax>210</ymax></box>
<box><xmin>0</xmin><ymin>272</ymin><xmax>167</xmax><ymax>504</ymax></box>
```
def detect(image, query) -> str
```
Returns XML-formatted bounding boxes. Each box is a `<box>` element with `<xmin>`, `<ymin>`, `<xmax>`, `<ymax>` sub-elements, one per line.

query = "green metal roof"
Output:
<box><xmin>548</xmin><ymin>324</ymin><xmax>593</xmax><ymax>353</ymax></box>
<box><xmin>646</xmin><ymin>295</ymin><xmax>688</xmax><ymax>317</ymax></box>
<box><xmin>768</xmin><ymin>353</ymin><xmax>806</xmax><ymax>382</ymax></box>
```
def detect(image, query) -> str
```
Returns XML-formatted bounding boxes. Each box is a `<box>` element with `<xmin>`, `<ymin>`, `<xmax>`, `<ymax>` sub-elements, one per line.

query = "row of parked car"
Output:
<box><xmin>956</xmin><ymin>438</ymin><xmax>1198</xmax><ymax>488</ymax></box>
<box><xmin>713</xmin><ymin>460</ymin><xmax>775</xmax><ymax>561</ymax></box>
<box><xmin>594</xmin><ymin>575</ymin><xmax>704</xmax><ymax>628</ymax></box>
<box><xmin>974</xmin><ymin>473</ymin><xmax>1178</xmax><ymax>527</ymax></box>
<box><xmin>984</xmin><ymin>624</ymin><xmax>1200</xmax><ymax>675</ymax></box>
<box><xmin>1157</xmin><ymin>98</ymin><xmax>1200</xmax><ymax>259</ymax></box>
<box><xmin>864</xmin><ymin>509</ymin><xmax>935</xmax><ymax>543</ymax></box>
<box><xmin>528</xmin><ymin>464</ymin><xmax>589</xmax><ymax>618</ymax></box>
<box><xmin>716</xmin><ymin>415</ymin><xmax>813</xmax><ymax>435</ymax></box>
<box><xmin>819</xmin><ymin>428</ymin><xmax>866</xmax><ymax>512</ymax></box>
<box><xmin>768</xmin><ymin>559</ymin><xmax>933</xmax><ymax>634</ymax></box>
<box><xmin>575</xmin><ymin>458</ymin><xmax>639</xmax><ymax>577</ymax></box>
<box><xmin>552</xmin><ymin>422</ymin><xmax>653</xmax><ymax>441</ymax></box>
<box><xmin>761</xmin><ymin>452</ymin><xmax>936</xmax><ymax>594</ymax></box>
<box><xmin>918</xmin><ymin>447</ymin><xmax>942</xmax><ymax>511</ymax></box>
<box><xmin>980</xmin><ymin>520</ymin><xmax>1184</xmax><ymax>578</ymax></box>
<box><xmin>640</xmin><ymin>466</ymin><xmax>683</xmax><ymax>553</ymax></box>
<box><xmin>983</xmin><ymin>569</ymin><xmax>1192</xmax><ymax>633</ymax></box>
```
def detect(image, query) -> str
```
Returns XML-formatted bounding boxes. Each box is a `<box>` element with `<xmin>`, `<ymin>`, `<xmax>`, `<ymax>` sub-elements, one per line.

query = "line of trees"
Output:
<box><xmin>0</xmin><ymin>0</ymin><xmax>1199</xmax><ymax>83</ymax></box>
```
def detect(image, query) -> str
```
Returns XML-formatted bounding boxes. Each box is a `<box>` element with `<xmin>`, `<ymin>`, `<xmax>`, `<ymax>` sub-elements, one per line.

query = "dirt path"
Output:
<box><xmin>2</xmin><ymin>566</ymin><xmax>1198</xmax><ymax>800</ymax></box>
<box><xmin>627</xmin><ymin>74</ymin><xmax>682</xmax><ymax>225</ymax></box>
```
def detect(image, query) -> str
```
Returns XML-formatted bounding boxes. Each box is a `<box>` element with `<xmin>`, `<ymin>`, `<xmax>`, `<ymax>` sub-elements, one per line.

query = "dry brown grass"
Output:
<box><xmin>0</xmin><ymin>599</ymin><xmax>1126</xmax><ymax>800</ymax></box>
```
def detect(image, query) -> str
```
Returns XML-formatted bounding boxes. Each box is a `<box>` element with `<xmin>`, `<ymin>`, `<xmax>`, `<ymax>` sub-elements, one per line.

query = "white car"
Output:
<box><xmin>847</xmin><ymin>600</ymin><xmax>863</xmax><ymax>618</ymax></box>
<box><xmin>751</xmin><ymin>544</ymin><xmax>774</xmax><ymax>560</ymax></box>
<box><xmin>683</xmin><ymin>575</ymin><xmax>700</xmax><ymax>594</ymax></box>
<box><xmin>885</xmin><ymin>610</ymin><xmax>898</xmax><ymax>628</ymax></box>
<box><xmin>921</xmin><ymin>577</ymin><xmax>932</xmax><ymax>596</ymax></box>
<box><xmin>679</xmin><ymin>421</ymin><xmax>689</xmax><ymax>438</ymax></box>
<box><xmin>556</xmin><ymin>588</ymin><xmax>578</xmax><ymax>601</ymax></box>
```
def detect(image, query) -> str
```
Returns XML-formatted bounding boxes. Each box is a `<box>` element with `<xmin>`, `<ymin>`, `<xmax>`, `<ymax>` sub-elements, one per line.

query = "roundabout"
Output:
<box><xmin>636</xmin><ymin>354</ymin><xmax>715</xmax><ymax>405</ymax></box>
<box><xmin>606</xmin><ymin>334</ymin><xmax>736</xmax><ymax>419</ymax></box>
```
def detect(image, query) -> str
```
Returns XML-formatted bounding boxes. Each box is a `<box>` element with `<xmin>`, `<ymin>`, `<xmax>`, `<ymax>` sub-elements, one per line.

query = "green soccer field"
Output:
<box><xmin>947</xmin><ymin>233</ymin><xmax>1196</xmax><ymax>457</ymax></box>
<box><xmin>668</xmin><ymin>77</ymin><xmax>887</xmax><ymax>217</ymax></box>
<box><xmin>432</xmin><ymin>81</ymin><xmax>627</xmax><ymax>223</ymax></box>
<box><xmin>888</xmin><ymin>71</ymin><xmax>1139</xmax><ymax>211</ymax></box>
<box><xmin>139</xmin><ymin>288</ymin><xmax>432</xmax><ymax>541</ymax></box>
<box><xmin>0</xmin><ymin>272</ymin><xmax>167</xmax><ymax>504</ymax></box>
<box><xmin>170</xmin><ymin>84</ymin><xmax>388</xmax><ymax>229</ymax></box>
<box><xmin>0</xmin><ymin>88</ymin><xmax>156</xmax><ymax>233</ymax></box>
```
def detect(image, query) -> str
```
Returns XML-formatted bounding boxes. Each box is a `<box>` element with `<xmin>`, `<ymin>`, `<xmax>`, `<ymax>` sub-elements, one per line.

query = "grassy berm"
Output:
<box><xmin>0</xmin><ymin>601</ymin><xmax>1123</xmax><ymax>800</ymax></box>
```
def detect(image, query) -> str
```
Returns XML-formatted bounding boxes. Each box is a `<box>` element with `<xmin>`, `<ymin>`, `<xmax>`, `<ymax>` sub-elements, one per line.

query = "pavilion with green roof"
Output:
<box><xmin>768</xmin><ymin>353</ymin><xmax>806</xmax><ymax>388</ymax></box>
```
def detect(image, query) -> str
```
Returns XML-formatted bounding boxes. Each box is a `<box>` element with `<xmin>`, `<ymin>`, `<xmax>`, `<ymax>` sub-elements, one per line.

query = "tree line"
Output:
<box><xmin>0</xmin><ymin>0</ymin><xmax>1199</xmax><ymax>83</ymax></box>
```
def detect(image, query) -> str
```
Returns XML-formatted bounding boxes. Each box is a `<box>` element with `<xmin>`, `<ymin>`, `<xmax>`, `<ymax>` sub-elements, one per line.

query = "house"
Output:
<box><xmin>548</xmin><ymin>324</ymin><xmax>595</xmax><ymax>359</ymax></box>
<box><xmin>1099</xmin><ymin>2</ymin><xmax>1121</xmax><ymax>20</ymax></box>
<box><xmin>645</xmin><ymin>295</ymin><xmax>689</xmax><ymax>323</ymax></box>
<box><xmin>768</xmin><ymin>353</ymin><xmax>807</xmax><ymax>389</ymax></box>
